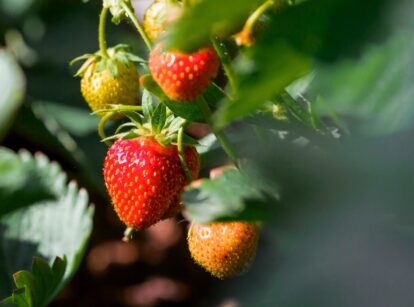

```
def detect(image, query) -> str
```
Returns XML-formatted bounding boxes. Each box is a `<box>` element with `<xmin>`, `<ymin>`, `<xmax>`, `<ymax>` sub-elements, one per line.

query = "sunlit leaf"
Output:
<box><xmin>0</xmin><ymin>149</ymin><xmax>94</xmax><ymax>301</ymax></box>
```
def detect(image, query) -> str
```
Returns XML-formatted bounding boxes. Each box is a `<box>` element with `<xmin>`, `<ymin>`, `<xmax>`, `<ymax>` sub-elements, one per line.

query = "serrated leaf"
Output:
<box><xmin>183</xmin><ymin>168</ymin><xmax>274</xmax><ymax>224</ymax></box>
<box><xmin>0</xmin><ymin>49</ymin><xmax>25</xmax><ymax>141</ymax></box>
<box><xmin>0</xmin><ymin>148</ymin><xmax>55</xmax><ymax>217</ymax></box>
<box><xmin>4</xmin><ymin>257</ymin><xmax>68</xmax><ymax>307</ymax></box>
<box><xmin>0</xmin><ymin>149</ymin><xmax>94</xmax><ymax>302</ymax></box>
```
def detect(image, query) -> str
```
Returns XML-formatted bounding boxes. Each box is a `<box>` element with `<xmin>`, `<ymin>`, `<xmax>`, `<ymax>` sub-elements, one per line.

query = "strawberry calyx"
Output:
<box><xmin>71</xmin><ymin>44</ymin><xmax>145</xmax><ymax>79</ymax></box>
<box><xmin>103</xmin><ymin>0</ymin><xmax>134</xmax><ymax>24</ymax></box>
<box><xmin>99</xmin><ymin>92</ymin><xmax>198</xmax><ymax>148</ymax></box>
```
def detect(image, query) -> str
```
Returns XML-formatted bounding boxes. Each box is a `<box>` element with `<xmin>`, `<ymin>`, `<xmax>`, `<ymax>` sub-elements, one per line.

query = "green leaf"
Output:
<box><xmin>0</xmin><ymin>49</ymin><xmax>25</xmax><ymax>141</ymax></box>
<box><xmin>307</xmin><ymin>31</ymin><xmax>414</xmax><ymax>136</ymax></box>
<box><xmin>263</xmin><ymin>0</ymin><xmax>390</xmax><ymax>61</ymax></box>
<box><xmin>166</xmin><ymin>0</ymin><xmax>262</xmax><ymax>52</ymax></box>
<box><xmin>3</xmin><ymin>257</ymin><xmax>68</xmax><ymax>307</ymax></box>
<box><xmin>0</xmin><ymin>0</ymin><xmax>38</xmax><ymax>18</ymax></box>
<box><xmin>32</xmin><ymin>101</ymin><xmax>99</xmax><ymax>137</ymax></box>
<box><xmin>215</xmin><ymin>42</ymin><xmax>309</xmax><ymax>128</ymax></box>
<box><xmin>0</xmin><ymin>148</ymin><xmax>55</xmax><ymax>218</ymax></box>
<box><xmin>0</xmin><ymin>149</ymin><xmax>94</xmax><ymax>302</ymax></box>
<box><xmin>183</xmin><ymin>168</ymin><xmax>274</xmax><ymax>224</ymax></box>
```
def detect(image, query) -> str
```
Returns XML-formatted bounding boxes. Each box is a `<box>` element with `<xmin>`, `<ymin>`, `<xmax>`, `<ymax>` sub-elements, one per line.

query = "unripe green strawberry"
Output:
<box><xmin>149</xmin><ymin>43</ymin><xmax>220</xmax><ymax>101</ymax></box>
<box><xmin>188</xmin><ymin>222</ymin><xmax>260</xmax><ymax>279</ymax></box>
<box><xmin>72</xmin><ymin>45</ymin><xmax>142</xmax><ymax>118</ymax></box>
<box><xmin>81</xmin><ymin>60</ymin><xmax>140</xmax><ymax>116</ymax></box>
<box><xmin>104</xmin><ymin>137</ymin><xmax>200</xmax><ymax>230</ymax></box>
<box><xmin>143</xmin><ymin>0</ymin><xmax>182</xmax><ymax>41</ymax></box>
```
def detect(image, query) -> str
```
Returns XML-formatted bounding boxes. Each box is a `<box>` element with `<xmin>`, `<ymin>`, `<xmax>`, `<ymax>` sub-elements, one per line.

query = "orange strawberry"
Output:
<box><xmin>188</xmin><ymin>221</ymin><xmax>260</xmax><ymax>279</ymax></box>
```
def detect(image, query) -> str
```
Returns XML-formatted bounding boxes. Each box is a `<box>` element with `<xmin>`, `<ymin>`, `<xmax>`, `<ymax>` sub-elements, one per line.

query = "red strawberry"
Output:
<box><xmin>103</xmin><ymin>137</ymin><xmax>200</xmax><ymax>230</ymax></box>
<box><xmin>149</xmin><ymin>43</ymin><xmax>220</xmax><ymax>101</ymax></box>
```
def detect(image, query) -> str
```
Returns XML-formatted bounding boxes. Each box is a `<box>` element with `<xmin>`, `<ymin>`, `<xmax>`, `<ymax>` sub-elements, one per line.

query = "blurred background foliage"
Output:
<box><xmin>1</xmin><ymin>0</ymin><xmax>414</xmax><ymax>306</ymax></box>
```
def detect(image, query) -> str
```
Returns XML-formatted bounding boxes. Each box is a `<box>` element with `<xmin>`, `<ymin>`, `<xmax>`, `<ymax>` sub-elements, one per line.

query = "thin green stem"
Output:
<box><xmin>98</xmin><ymin>112</ymin><xmax>115</xmax><ymax>146</ymax></box>
<box><xmin>111</xmin><ymin>105</ymin><xmax>143</xmax><ymax>112</ymax></box>
<box><xmin>121</xmin><ymin>2</ymin><xmax>152</xmax><ymax>51</ymax></box>
<box><xmin>212</xmin><ymin>37</ymin><xmax>237</xmax><ymax>97</ymax></box>
<box><xmin>197</xmin><ymin>97</ymin><xmax>239</xmax><ymax>165</ymax></box>
<box><xmin>177</xmin><ymin>124</ymin><xmax>193</xmax><ymax>182</ymax></box>
<box><xmin>245</xmin><ymin>0</ymin><xmax>274</xmax><ymax>32</ymax></box>
<box><xmin>99</xmin><ymin>7</ymin><xmax>110</xmax><ymax>59</ymax></box>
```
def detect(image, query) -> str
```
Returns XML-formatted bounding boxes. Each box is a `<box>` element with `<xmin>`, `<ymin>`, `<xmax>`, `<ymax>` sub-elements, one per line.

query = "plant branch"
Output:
<box><xmin>121</xmin><ymin>2</ymin><xmax>152</xmax><ymax>51</ymax></box>
<box><xmin>98</xmin><ymin>112</ymin><xmax>116</xmax><ymax>146</ymax></box>
<box><xmin>197</xmin><ymin>97</ymin><xmax>239</xmax><ymax>165</ymax></box>
<box><xmin>245</xmin><ymin>0</ymin><xmax>274</xmax><ymax>32</ymax></box>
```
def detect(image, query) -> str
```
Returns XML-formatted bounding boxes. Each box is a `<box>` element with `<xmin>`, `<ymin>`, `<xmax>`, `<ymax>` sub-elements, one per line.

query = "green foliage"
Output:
<box><xmin>0</xmin><ymin>50</ymin><xmax>25</xmax><ymax>141</ymax></box>
<box><xmin>3</xmin><ymin>257</ymin><xmax>67</xmax><ymax>307</ymax></box>
<box><xmin>308</xmin><ymin>32</ymin><xmax>414</xmax><ymax>136</ymax></box>
<box><xmin>166</xmin><ymin>0</ymin><xmax>262</xmax><ymax>52</ymax></box>
<box><xmin>1</xmin><ymin>0</ymin><xmax>414</xmax><ymax>305</ymax></box>
<box><xmin>184</xmin><ymin>167</ymin><xmax>275</xmax><ymax>224</ymax></box>
<box><xmin>141</xmin><ymin>75</ymin><xmax>224</xmax><ymax>123</ymax></box>
<box><xmin>215</xmin><ymin>42</ymin><xmax>309</xmax><ymax>128</ymax></box>
<box><xmin>0</xmin><ymin>148</ymin><xmax>54</xmax><ymax>217</ymax></box>
<box><xmin>0</xmin><ymin>149</ymin><xmax>94</xmax><ymax>303</ymax></box>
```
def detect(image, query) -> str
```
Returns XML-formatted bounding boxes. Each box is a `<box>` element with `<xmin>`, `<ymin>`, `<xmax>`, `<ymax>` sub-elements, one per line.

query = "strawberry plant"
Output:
<box><xmin>1</xmin><ymin>0</ymin><xmax>414</xmax><ymax>306</ymax></box>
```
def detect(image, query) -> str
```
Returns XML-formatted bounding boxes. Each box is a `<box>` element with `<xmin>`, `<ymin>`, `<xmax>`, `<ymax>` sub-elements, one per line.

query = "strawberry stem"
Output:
<box><xmin>122</xmin><ymin>227</ymin><xmax>135</xmax><ymax>242</ymax></box>
<box><xmin>98</xmin><ymin>112</ymin><xmax>116</xmax><ymax>146</ymax></box>
<box><xmin>121</xmin><ymin>2</ymin><xmax>152</xmax><ymax>51</ymax></box>
<box><xmin>177</xmin><ymin>124</ymin><xmax>193</xmax><ymax>182</ymax></box>
<box><xmin>99</xmin><ymin>7</ymin><xmax>110</xmax><ymax>59</ymax></box>
<box><xmin>242</xmin><ymin>0</ymin><xmax>275</xmax><ymax>37</ymax></box>
<box><xmin>197</xmin><ymin>96</ymin><xmax>239</xmax><ymax>166</ymax></box>
<box><xmin>212</xmin><ymin>37</ymin><xmax>237</xmax><ymax>97</ymax></box>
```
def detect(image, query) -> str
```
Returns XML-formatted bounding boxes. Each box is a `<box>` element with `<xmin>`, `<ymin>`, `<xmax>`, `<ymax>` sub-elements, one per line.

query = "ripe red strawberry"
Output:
<box><xmin>104</xmin><ymin>137</ymin><xmax>200</xmax><ymax>230</ymax></box>
<box><xmin>188</xmin><ymin>221</ymin><xmax>260</xmax><ymax>279</ymax></box>
<box><xmin>149</xmin><ymin>43</ymin><xmax>220</xmax><ymax>101</ymax></box>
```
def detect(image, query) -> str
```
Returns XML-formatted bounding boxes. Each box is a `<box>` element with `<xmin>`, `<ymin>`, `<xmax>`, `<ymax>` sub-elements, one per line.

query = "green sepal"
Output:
<box><xmin>70</xmin><ymin>44</ymin><xmax>142</xmax><ymax>78</ymax></box>
<box><xmin>106</xmin><ymin>58</ymin><xmax>119</xmax><ymax>78</ymax></box>
<box><xmin>142</xmin><ymin>89</ymin><xmax>156</xmax><ymax>122</ymax></box>
<box><xmin>151</xmin><ymin>103</ymin><xmax>167</xmax><ymax>134</ymax></box>
<box><xmin>140</xmin><ymin>74</ymin><xmax>207</xmax><ymax>123</ymax></box>
<box><xmin>123</xmin><ymin>111</ymin><xmax>144</xmax><ymax>128</ymax></box>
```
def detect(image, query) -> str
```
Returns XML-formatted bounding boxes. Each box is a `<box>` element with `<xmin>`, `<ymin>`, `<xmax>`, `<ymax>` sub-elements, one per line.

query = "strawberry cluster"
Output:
<box><xmin>72</xmin><ymin>0</ymin><xmax>263</xmax><ymax>280</ymax></box>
